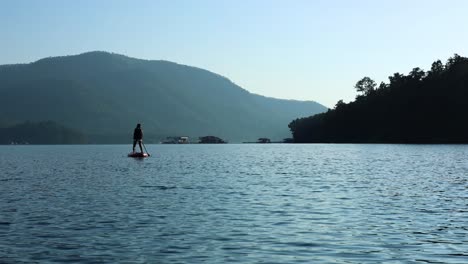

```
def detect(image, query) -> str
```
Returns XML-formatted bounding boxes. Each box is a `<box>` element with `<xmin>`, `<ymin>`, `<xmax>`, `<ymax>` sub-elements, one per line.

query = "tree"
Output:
<box><xmin>446</xmin><ymin>53</ymin><xmax>463</xmax><ymax>69</ymax></box>
<box><xmin>334</xmin><ymin>99</ymin><xmax>345</xmax><ymax>109</ymax></box>
<box><xmin>198</xmin><ymin>136</ymin><xmax>226</xmax><ymax>144</ymax></box>
<box><xmin>354</xmin><ymin>77</ymin><xmax>376</xmax><ymax>96</ymax></box>
<box><xmin>429</xmin><ymin>60</ymin><xmax>444</xmax><ymax>76</ymax></box>
<box><xmin>409</xmin><ymin>67</ymin><xmax>425</xmax><ymax>81</ymax></box>
<box><xmin>388</xmin><ymin>72</ymin><xmax>405</xmax><ymax>86</ymax></box>
<box><xmin>378</xmin><ymin>82</ymin><xmax>387</xmax><ymax>90</ymax></box>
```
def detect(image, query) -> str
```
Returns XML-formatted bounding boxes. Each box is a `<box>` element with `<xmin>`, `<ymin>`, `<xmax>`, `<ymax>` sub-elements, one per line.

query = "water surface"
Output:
<box><xmin>1</xmin><ymin>144</ymin><xmax>467</xmax><ymax>263</ymax></box>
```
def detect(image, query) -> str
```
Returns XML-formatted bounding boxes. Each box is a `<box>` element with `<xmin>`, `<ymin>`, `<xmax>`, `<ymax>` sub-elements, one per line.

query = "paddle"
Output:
<box><xmin>142</xmin><ymin>142</ymin><xmax>151</xmax><ymax>156</ymax></box>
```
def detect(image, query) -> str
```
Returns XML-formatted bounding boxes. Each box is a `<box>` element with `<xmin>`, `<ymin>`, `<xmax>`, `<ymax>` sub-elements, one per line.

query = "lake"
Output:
<box><xmin>1</xmin><ymin>144</ymin><xmax>467</xmax><ymax>263</ymax></box>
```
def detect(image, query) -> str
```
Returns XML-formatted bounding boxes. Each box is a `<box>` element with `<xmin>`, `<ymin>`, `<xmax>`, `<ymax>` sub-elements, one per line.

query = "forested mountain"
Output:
<box><xmin>0</xmin><ymin>51</ymin><xmax>326</xmax><ymax>143</ymax></box>
<box><xmin>0</xmin><ymin>121</ymin><xmax>87</xmax><ymax>144</ymax></box>
<box><xmin>289</xmin><ymin>54</ymin><xmax>468</xmax><ymax>143</ymax></box>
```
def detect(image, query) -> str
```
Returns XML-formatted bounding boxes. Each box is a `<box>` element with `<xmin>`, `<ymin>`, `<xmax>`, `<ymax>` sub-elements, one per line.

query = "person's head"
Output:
<box><xmin>136</xmin><ymin>123</ymin><xmax>141</xmax><ymax>128</ymax></box>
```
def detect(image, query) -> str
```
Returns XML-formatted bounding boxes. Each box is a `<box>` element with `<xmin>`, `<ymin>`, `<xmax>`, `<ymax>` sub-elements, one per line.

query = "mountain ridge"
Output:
<box><xmin>0</xmin><ymin>51</ymin><xmax>327</xmax><ymax>143</ymax></box>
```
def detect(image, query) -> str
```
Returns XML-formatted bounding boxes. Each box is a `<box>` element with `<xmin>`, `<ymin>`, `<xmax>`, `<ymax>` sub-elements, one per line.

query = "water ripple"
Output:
<box><xmin>0</xmin><ymin>144</ymin><xmax>467</xmax><ymax>263</ymax></box>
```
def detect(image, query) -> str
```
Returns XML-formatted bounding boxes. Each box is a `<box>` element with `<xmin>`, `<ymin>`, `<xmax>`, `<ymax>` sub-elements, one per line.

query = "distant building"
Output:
<box><xmin>178</xmin><ymin>137</ymin><xmax>190</xmax><ymax>144</ymax></box>
<box><xmin>257</xmin><ymin>138</ymin><xmax>271</xmax><ymax>143</ymax></box>
<box><xmin>161</xmin><ymin>136</ymin><xmax>190</xmax><ymax>144</ymax></box>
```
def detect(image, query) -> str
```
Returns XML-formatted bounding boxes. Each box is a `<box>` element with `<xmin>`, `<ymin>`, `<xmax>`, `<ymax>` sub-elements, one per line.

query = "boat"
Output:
<box><xmin>128</xmin><ymin>152</ymin><xmax>149</xmax><ymax>158</ymax></box>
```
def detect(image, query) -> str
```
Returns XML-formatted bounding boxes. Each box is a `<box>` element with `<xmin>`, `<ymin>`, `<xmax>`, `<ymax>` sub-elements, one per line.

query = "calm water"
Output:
<box><xmin>1</xmin><ymin>144</ymin><xmax>467</xmax><ymax>263</ymax></box>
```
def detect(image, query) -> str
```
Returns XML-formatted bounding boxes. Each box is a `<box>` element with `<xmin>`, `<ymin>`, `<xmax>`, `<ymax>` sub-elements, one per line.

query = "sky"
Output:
<box><xmin>1</xmin><ymin>0</ymin><xmax>468</xmax><ymax>108</ymax></box>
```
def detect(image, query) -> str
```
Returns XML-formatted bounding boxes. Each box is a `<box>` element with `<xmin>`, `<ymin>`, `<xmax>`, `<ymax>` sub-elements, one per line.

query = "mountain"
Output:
<box><xmin>0</xmin><ymin>51</ymin><xmax>327</xmax><ymax>143</ymax></box>
<box><xmin>0</xmin><ymin>121</ymin><xmax>87</xmax><ymax>144</ymax></box>
<box><xmin>289</xmin><ymin>54</ymin><xmax>468</xmax><ymax>143</ymax></box>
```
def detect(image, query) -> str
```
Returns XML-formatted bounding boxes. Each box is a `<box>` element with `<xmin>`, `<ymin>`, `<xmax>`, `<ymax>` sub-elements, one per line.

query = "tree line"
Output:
<box><xmin>289</xmin><ymin>54</ymin><xmax>468</xmax><ymax>143</ymax></box>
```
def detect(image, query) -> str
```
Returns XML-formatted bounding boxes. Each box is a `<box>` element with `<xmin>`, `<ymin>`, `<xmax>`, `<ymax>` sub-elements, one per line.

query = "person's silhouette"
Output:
<box><xmin>133</xmin><ymin>123</ymin><xmax>144</xmax><ymax>153</ymax></box>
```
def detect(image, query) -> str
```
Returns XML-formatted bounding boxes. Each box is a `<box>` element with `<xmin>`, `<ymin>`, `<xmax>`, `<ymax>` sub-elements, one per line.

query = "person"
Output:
<box><xmin>133</xmin><ymin>123</ymin><xmax>144</xmax><ymax>153</ymax></box>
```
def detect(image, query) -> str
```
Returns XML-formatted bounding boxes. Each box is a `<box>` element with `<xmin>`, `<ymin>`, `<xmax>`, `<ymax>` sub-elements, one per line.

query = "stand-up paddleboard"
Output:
<box><xmin>128</xmin><ymin>152</ymin><xmax>149</xmax><ymax>158</ymax></box>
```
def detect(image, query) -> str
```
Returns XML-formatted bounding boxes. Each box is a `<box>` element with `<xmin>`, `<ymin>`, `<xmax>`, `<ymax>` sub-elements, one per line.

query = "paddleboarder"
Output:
<box><xmin>133</xmin><ymin>123</ymin><xmax>144</xmax><ymax>153</ymax></box>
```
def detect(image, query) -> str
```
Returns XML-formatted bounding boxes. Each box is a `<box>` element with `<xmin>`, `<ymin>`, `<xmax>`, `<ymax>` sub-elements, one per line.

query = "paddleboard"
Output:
<box><xmin>128</xmin><ymin>152</ymin><xmax>149</xmax><ymax>158</ymax></box>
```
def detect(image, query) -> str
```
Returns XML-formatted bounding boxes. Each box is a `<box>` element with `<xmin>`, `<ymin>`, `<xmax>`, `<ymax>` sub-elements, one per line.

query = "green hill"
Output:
<box><xmin>0</xmin><ymin>51</ymin><xmax>327</xmax><ymax>143</ymax></box>
<box><xmin>0</xmin><ymin>121</ymin><xmax>87</xmax><ymax>144</ymax></box>
<box><xmin>289</xmin><ymin>54</ymin><xmax>468</xmax><ymax>143</ymax></box>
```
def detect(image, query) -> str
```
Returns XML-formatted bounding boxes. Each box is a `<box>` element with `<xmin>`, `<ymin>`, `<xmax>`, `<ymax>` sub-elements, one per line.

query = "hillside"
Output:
<box><xmin>289</xmin><ymin>54</ymin><xmax>468</xmax><ymax>143</ymax></box>
<box><xmin>0</xmin><ymin>51</ymin><xmax>327</xmax><ymax>143</ymax></box>
<box><xmin>0</xmin><ymin>121</ymin><xmax>87</xmax><ymax>144</ymax></box>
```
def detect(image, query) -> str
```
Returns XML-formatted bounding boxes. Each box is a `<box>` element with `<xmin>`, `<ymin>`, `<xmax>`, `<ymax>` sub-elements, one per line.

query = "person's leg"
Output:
<box><xmin>138</xmin><ymin>140</ymin><xmax>143</xmax><ymax>153</ymax></box>
<box><xmin>133</xmin><ymin>140</ymin><xmax>136</xmax><ymax>152</ymax></box>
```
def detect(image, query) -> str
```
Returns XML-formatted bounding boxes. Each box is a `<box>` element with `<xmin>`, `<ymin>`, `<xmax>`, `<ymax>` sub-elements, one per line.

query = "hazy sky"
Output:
<box><xmin>1</xmin><ymin>0</ymin><xmax>467</xmax><ymax>107</ymax></box>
